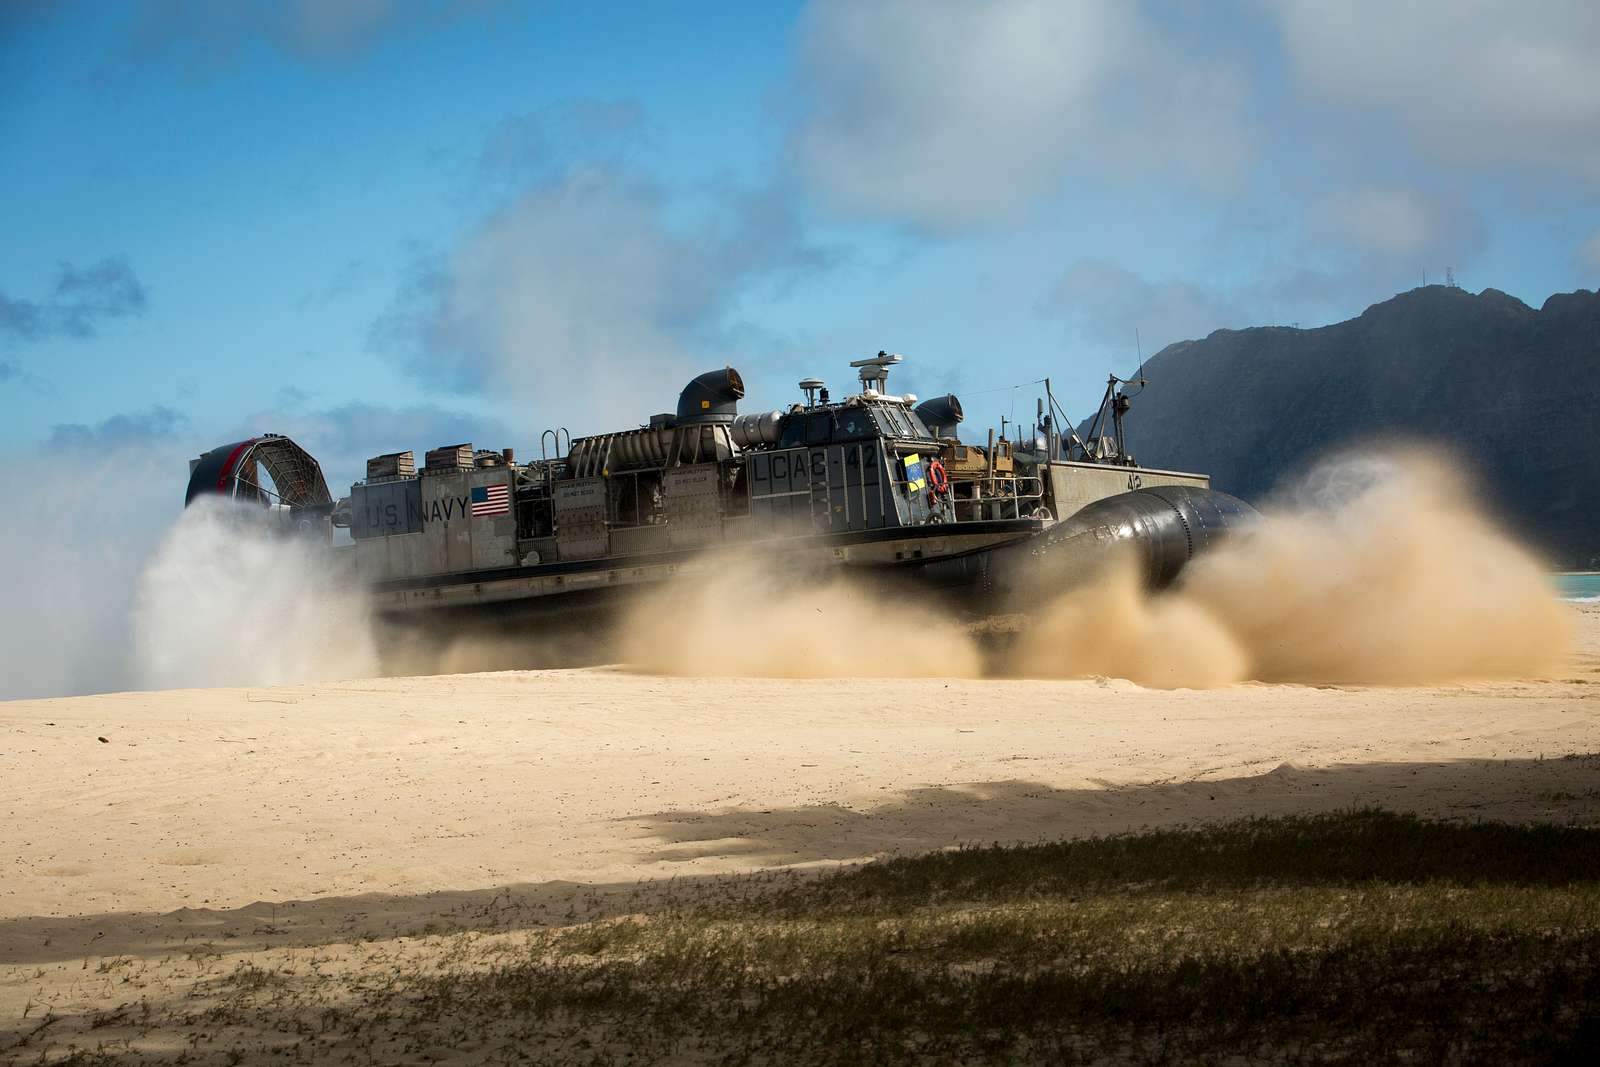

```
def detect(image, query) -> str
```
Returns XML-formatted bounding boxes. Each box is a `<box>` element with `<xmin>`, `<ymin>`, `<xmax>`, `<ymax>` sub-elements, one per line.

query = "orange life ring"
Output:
<box><xmin>927</xmin><ymin>458</ymin><xmax>949</xmax><ymax>494</ymax></box>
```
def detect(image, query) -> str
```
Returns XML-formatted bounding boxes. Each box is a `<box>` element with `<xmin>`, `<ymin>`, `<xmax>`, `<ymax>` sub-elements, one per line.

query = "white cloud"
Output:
<box><xmin>478</xmin><ymin>99</ymin><xmax>644</xmax><ymax>178</ymax></box>
<box><xmin>1269</xmin><ymin>0</ymin><xmax>1600</xmax><ymax>179</ymax></box>
<box><xmin>274</xmin><ymin>0</ymin><xmax>404</xmax><ymax>58</ymax></box>
<box><xmin>375</xmin><ymin>168</ymin><xmax>717</xmax><ymax>429</ymax></box>
<box><xmin>373</xmin><ymin>165</ymin><xmax>832</xmax><ymax>434</ymax></box>
<box><xmin>1309</xmin><ymin>186</ymin><xmax>1486</xmax><ymax>262</ymax></box>
<box><xmin>1047</xmin><ymin>259</ymin><xmax>1251</xmax><ymax>354</ymax></box>
<box><xmin>1046</xmin><ymin>235</ymin><xmax>1503</xmax><ymax>358</ymax></box>
<box><xmin>1581</xmin><ymin>230</ymin><xmax>1600</xmax><ymax>273</ymax></box>
<box><xmin>123</xmin><ymin>0</ymin><xmax>506</xmax><ymax>67</ymax></box>
<box><xmin>789</xmin><ymin>0</ymin><xmax>1253</xmax><ymax>231</ymax></box>
<box><xmin>0</xmin><ymin>257</ymin><xmax>147</xmax><ymax>341</ymax></box>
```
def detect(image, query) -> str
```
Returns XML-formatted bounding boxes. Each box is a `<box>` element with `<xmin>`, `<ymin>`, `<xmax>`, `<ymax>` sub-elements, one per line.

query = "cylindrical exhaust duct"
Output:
<box><xmin>730</xmin><ymin>410</ymin><xmax>784</xmax><ymax>448</ymax></box>
<box><xmin>677</xmin><ymin>368</ymin><xmax>744</xmax><ymax>424</ymax></box>
<box><xmin>915</xmin><ymin>394</ymin><xmax>965</xmax><ymax>438</ymax></box>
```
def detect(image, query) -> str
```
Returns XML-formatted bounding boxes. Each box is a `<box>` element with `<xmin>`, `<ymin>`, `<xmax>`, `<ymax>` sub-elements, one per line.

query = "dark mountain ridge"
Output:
<box><xmin>1087</xmin><ymin>285</ymin><xmax>1600</xmax><ymax>566</ymax></box>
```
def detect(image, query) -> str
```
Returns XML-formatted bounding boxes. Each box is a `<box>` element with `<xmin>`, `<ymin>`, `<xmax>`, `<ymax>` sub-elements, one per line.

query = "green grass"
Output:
<box><xmin>24</xmin><ymin>811</ymin><xmax>1600</xmax><ymax>1065</ymax></box>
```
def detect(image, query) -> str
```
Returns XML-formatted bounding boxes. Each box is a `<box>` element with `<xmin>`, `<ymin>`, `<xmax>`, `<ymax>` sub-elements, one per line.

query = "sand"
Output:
<box><xmin>2</xmin><ymin>601</ymin><xmax>1597</xmax><ymax>1054</ymax></box>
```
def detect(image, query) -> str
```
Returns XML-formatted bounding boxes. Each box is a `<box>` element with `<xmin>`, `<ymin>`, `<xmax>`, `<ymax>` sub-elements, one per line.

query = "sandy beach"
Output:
<box><xmin>4</xmin><ymin>601</ymin><xmax>1596</xmax><ymax>931</ymax></box>
<box><xmin>2</xmin><ymin>601</ymin><xmax>1596</xmax><ymax>1058</ymax></box>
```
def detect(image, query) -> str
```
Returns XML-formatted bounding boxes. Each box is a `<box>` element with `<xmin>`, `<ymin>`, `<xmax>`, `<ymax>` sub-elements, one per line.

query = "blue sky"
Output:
<box><xmin>3</xmin><ymin>0</ymin><xmax>1598</xmax><ymax>493</ymax></box>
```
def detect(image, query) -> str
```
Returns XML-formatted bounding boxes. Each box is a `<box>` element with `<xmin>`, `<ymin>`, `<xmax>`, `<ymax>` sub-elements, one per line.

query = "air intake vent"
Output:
<box><xmin>366</xmin><ymin>451</ymin><xmax>416</xmax><ymax>480</ymax></box>
<box><xmin>424</xmin><ymin>443</ymin><xmax>474</xmax><ymax>472</ymax></box>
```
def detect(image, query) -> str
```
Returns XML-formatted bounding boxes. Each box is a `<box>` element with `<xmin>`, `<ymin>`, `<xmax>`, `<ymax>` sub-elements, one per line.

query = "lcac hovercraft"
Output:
<box><xmin>184</xmin><ymin>353</ymin><xmax>1255</xmax><ymax>625</ymax></box>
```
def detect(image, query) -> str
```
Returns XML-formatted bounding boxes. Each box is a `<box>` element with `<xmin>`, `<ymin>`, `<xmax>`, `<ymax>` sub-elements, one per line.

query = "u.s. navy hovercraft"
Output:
<box><xmin>184</xmin><ymin>353</ymin><xmax>1255</xmax><ymax>620</ymax></box>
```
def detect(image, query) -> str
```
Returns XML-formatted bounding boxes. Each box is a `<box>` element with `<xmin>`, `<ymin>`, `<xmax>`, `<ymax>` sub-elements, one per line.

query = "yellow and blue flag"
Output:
<box><xmin>904</xmin><ymin>453</ymin><xmax>926</xmax><ymax>492</ymax></box>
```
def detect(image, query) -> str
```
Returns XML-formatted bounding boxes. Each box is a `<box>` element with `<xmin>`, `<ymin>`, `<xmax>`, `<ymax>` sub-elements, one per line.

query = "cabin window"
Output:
<box><xmin>833</xmin><ymin>410</ymin><xmax>873</xmax><ymax>441</ymax></box>
<box><xmin>873</xmin><ymin>405</ymin><xmax>920</xmax><ymax>438</ymax></box>
<box><xmin>805</xmin><ymin>413</ymin><xmax>834</xmax><ymax>446</ymax></box>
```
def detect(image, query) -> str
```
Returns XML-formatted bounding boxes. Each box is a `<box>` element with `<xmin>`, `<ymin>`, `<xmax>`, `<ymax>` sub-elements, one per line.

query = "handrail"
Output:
<box><xmin>944</xmin><ymin>471</ymin><xmax>1045</xmax><ymax>523</ymax></box>
<box><xmin>540</xmin><ymin>427</ymin><xmax>571</xmax><ymax>496</ymax></box>
<box><xmin>540</xmin><ymin>428</ymin><xmax>568</xmax><ymax>463</ymax></box>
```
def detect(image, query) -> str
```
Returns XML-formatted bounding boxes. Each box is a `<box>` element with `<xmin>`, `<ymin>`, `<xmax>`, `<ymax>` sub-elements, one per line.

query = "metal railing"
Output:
<box><xmin>948</xmin><ymin>472</ymin><xmax>1045</xmax><ymax>523</ymax></box>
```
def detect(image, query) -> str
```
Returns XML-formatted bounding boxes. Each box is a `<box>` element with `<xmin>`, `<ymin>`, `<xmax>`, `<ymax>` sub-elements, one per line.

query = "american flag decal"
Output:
<box><xmin>470</xmin><ymin>483</ymin><xmax>510</xmax><ymax>517</ymax></box>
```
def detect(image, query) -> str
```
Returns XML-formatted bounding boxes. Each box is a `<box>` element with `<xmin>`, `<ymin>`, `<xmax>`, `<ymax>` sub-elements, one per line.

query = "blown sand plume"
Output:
<box><xmin>130</xmin><ymin>451</ymin><xmax>1573</xmax><ymax>692</ymax></box>
<box><xmin>1181</xmin><ymin>451</ymin><xmax>1573</xmax><ymax>684</ymax></box>
<box><xmin>619</xmin><ymin>557</ymin><xmax>983</xmax><ymax>678</ymax></box>
<box><xmin>1007</xmin><ymin>554</ymin><xmax>1248</xmax><ymax>688</ymax></box>
<box><xmin>1013</xmin><ymin>450</ymin><xmax>1574</xmax><ymax>687</ymax></box>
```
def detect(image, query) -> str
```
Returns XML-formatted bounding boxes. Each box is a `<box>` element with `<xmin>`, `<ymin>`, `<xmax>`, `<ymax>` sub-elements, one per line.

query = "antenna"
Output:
<box><xmin>848</xmin><ymin>351</ymin><xmax>902</xmax><ymax>394</ymax></box>
<box><xmin>1446</xmin><ymin>266</ymin><xmax>1456</xmax><ymax>288</ymax></box>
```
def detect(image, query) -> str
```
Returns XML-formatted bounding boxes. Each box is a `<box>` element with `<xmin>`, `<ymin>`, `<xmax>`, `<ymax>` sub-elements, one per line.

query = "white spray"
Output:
<box><xmin>131</xmin><ymin>498</ymin><xmax>379</xmax><ymax>690</ymax></box>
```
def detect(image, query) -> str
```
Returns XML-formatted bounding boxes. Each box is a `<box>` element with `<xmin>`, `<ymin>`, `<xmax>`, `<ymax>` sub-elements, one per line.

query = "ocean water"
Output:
<box><xmin>1554</xmin><ymin>573</ymin><xmax>1600</xmax><ymax>602</ymax></box>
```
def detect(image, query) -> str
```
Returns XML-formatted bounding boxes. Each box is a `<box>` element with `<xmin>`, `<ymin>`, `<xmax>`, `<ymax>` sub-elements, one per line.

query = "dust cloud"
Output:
<box><xmin>376</xmin><ymin>622</ymin><xmax>613</xmax><ymax>677</ymax></box>
<box><xmin>1006</xmin><ymin>554</ymin><xmax>1249</xmax><ymax>688</ymax></box>
<box><xmin>0</xmin><ymin>439</ymin><xmax>388</xmax><ymax>700</ymax></box>
<box><xmin>0</xmin><ymin>443</ymin><xmax>178</xmax><ymax>699</ymax></box>
<box><xmin>131</xmin><ymin>498</ymin><xmax>379</xmax><ymax>690</ymax></box>
<box><xmin>9</xmin><ymin>443</ymin><xmax>1567</xmax><ymax>697</ymax></box>
<box><xmin>1010</xmin><ymin>450</ymin><xmax>1574</xmax><ymax>687</ymax></box>
<box><xmin>618</xmin><ymin>556</ymin><xmax>983</xmax><ymax>678</ymax></box>
<box><xmin>620</xmin><ymin>450</ymin><xmax>1572</xmax><ymax>688</ymax></box>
